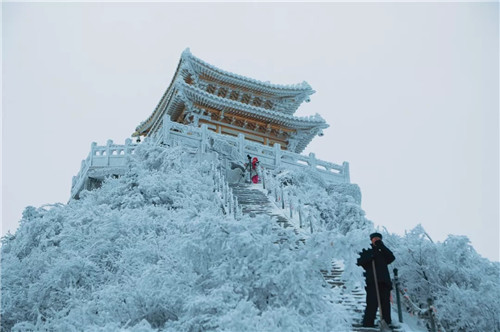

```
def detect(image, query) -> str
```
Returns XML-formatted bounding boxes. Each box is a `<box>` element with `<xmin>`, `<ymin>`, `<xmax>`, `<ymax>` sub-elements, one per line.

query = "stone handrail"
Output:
<box><xmin>72</xmin><ymin>119</ymin><xmax>349</xmax><ymax>198</ymax></box>
<box><xmin>258</xmin><ymin>165</ymin><xmax>316</xmax><ymax>234</ymax></box>
<box><xmin>211</xmin><ymin>162</ymin><xmax>240</xmax><ymax>219</ymax></box>
<box><xmin>159</xmin><ymin>118</ymin><xmax>350</xmax><ymax>184</ymax></box>
<box><xmin>71</xmin><ymin>139</ymin><xmax>137</xmax><ymax>198</ymax></box>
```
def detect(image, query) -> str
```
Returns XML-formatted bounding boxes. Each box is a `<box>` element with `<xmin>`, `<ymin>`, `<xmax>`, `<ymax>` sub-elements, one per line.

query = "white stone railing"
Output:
<box><xmin>258</xmin><ymin>165</ymin><xmax>317</xmax><ymax>234</ymax></box>
<box><xmin>72</xmin><ymin>119</ymin><xmax>349</xmax><ymax>199</ymax></box>
<box><xmin>158</xmin><ymin>118</ymin><xmax>350</xmax><ymax>184</ymax></box>
<box><xmin>211</xmin><ymin>162</ymin><xmax>241</xmax><ymax>219</ymax></box>
<box><xmin>71</xmin><ymin>139</ymin><xmax>137</xmax><ymax>198</ymax></box>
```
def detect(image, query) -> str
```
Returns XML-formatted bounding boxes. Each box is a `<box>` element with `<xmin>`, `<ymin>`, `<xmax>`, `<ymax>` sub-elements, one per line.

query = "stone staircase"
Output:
<box><xmin>230</xmin><ymin>182</ymin><xmax>404</xmax><ymax>332</ymax></box>
<box><xmin>321</xmin><ymin>263</ymin><xmax>405</xmax><ymax>331</ymax></box>
<box><xmin>229</xmin><ymin>183</ymin><xmax>290</xmax><ymax>227</ymax></box>
<box><xmin>323</xmin><ymin>264</ymin><xmax>406</xmax><ymax>332</ymax></box>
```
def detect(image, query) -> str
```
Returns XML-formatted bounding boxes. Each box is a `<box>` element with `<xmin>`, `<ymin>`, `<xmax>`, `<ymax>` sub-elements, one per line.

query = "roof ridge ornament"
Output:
<box><xmin>182</xmin><ymin>47</ymin><xmax>192</xmax><ymax>58</ymax></box>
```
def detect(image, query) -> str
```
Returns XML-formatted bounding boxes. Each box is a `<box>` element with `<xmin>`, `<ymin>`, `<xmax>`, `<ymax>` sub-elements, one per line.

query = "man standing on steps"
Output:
<box><xmin>357</xmin><ymin>232</ymin><xmax>396</xmax><ymax>328</ymax></box>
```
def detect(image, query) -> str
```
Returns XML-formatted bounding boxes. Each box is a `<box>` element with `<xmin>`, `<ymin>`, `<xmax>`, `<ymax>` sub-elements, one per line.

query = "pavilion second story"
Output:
<box><xmin>133</xmin><ymin>48</ymin><xmax>329</xmax><ymax>153</ymax></box>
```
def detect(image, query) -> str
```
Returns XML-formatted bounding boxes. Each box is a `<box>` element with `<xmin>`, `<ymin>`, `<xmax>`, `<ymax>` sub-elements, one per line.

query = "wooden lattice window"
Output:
<box><xmin>218</xmin><ymin>87</ymin><xmax>228</xmax><ymax>98</ymax></box>
<box><xmin>207</xmin><ymin>84</ymin><xmax>216</xmax><ymax>94</ymax></box>
<box><xmin>264</xmin><ymin>100</ymin><xmax>273</xmax><ymax>109</ymax></box>
<box><xmin>185</xmin><ymin>75</ymin><xmax>194</xmax><ymax>85</ymax></box>
<box><xmin>241</xmin><ymin>94</ymin><xmax>251</xmax><ymax>104</ymax></box>
<box><xmin>252</xmin><ymin>97</ymin><xmax>262</xmax><ymax>107</ymax></box>
<box><xmin>229</xmin><ymin>90</ymin><xmax>240</xmax><ymax>100</ymax></box>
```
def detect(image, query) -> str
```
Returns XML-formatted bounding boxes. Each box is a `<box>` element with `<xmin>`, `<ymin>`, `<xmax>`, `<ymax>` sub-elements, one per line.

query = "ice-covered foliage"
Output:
<box><xmin>274</xmin><ymin>168</ymin><xmax>367</xmax><ymax>234</ymax></box>
<box><xmin>382</xmin><ymin>225</ymin><xmax>500</xmax><ymax>331</ymax></box>
<box><xmin>1</xmin><ymin>143</ymin><xmax>353</xmax><ymax>331</ymax></box>
<box><xmin>270</xmin><ymin>167</ymin><xmax>376</xmax><ymax>288</ymax></box>
<box><xmin>3</xmin><ymin>141</ymin><xmax>499</xmax><ymax>331</ymax></box>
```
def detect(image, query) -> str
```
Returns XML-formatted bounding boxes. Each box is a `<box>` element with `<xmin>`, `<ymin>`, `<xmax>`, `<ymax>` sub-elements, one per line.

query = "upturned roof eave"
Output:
<box><xmin>135</xmin><ymin>49</ymin><xmax>325</xmax><ymax>138</ymax></box>
<box><xmin>179</xmin><ymin>82</ymin><xmax>327</xmax><ymax>129</ymax></box>
<box><xmin>135</xmin><ymin>57</ymin><xmax>186</xmax><ymax>135</ymax></box>
<box><xmin>182</xmin><ymin>48</ymin><xmax>315</xmax><ymax>99</ymax></box>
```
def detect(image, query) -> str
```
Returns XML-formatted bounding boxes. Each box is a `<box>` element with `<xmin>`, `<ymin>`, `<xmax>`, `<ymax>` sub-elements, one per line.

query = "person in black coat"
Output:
<box><xmin>357</xmin><ymin>232</ymin><xmax>396</xmax><ymax>328</ymax></box>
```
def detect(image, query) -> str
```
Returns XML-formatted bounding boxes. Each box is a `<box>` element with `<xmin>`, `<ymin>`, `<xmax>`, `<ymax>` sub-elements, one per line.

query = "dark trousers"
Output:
<box><xmin>363</xmin><ymin>282</ymin><xmax>392</xmax><ymax>326</ymax></box>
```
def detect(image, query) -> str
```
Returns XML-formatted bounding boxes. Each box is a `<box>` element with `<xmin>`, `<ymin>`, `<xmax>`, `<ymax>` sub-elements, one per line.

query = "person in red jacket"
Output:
<box><xmin>251</xmin><ymin>157</ymin><xmax>259</xmax><ymax>184</ymax></box>
<box><xmin>357</xmin><ymin>232</ymin><xmax>396</xmax><ymax>328</ymax></box>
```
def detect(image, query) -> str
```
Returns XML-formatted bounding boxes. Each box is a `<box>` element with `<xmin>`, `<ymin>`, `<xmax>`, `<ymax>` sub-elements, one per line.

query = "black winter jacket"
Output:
<box><xmin>357</xmin><ymin>240</ymin><xmax>395</xmax><ymax>288</ymax></box>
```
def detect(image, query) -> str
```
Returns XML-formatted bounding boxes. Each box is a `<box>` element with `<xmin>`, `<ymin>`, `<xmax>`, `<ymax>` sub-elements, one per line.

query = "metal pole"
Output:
<box><xmin>427</xmin><ymin>298</ymin><xmax>437</xmax><ymax>332</ymax></box>
<box><xmin>234</xmin><ymin>197</ymin><xmax>239</xmax><ymax>219</ymax></box>
<box><xmin>281</xmin><ymin>186</ymin><xmax>285</xmax><ymax>209</ymax></box>
<box><xmin>262</xmin><ymin>166</ymin><xmax>266</xmax><ymax>190</ymax></box>
<box><xmin>372</xmin><ymin>260</ymin><xmax>390</xmax><ymax>330</ymax></box>
<box><xmin>393</xmin><ymin>268</ymin><xmax>403</xmax><ymax>323</ymax></box>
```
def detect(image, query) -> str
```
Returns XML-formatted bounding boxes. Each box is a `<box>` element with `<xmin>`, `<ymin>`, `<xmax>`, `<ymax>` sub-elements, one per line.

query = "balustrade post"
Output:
<box><xmin>281</xmin><ymin>185</ymin><xmax>285</xmax><ymax>209</ymax></box>
<box><xmin>238</xmin><ymin>133</ymin><xmax>245</xmax><ymax>156</ymax></box>
<box><xmin>227</xmin><ymin>184</ymin><xmax>231</xmax><ymax>213</ymax></box>
<box><xmin>222</xmin><ymin>182</ymin><xmax>227</xmax><ymax>212</ymax></box>
<box><xmin>308</xmin><ymin>152</ymin><xmax>316</xmax><ymax>170</ymax></box>
<box><xmin>228</xmin><ymin>188</ymin><xmax>233</xmax><ymax>216</ymax></box>
<box><xmin>163</xmin><ymin>116</ymin><xmax>172</xmax><ymax>144</ymax></box>
<box><xmin>261</xmin><ymin>166</ymin><xmax>266</xmax><ymax>190</ymax></box>
<box><xmin>201</xmin><ymin>124</ymin><xmax>208</xmax><ymax>154</ymax></box>
<box><xmin>342</xmin><ymin>161</ymin><xmax>350</xmax><ymax>183</ymax></box>
<box><xmin>222</xmin><ymin>178</ymin><xmax>227</xmax><ymax>203</ymax></box>
<box><xmin>90</xmin><ymin>142</ymin><xmax>97</xmax><ymax>166</ymax></box>
<box><xmin>124</xmin><ymin>138</ymin><xmax>132</xmax><ymax>155</ymax></box>
<box><xmin>220</xmin><ymin>172</ymin><xmax>223</xmax><ymax>193</ymax></box>
<box><xmin>212</xmin><ymin>163</ymin><xmax>216</xmax><ymax>189</ymax></box>
<box><xmin>273</xmin><ymin>182</ymin><xmax>278</xmax><ymax>203</ymax></box>
<box><xmin>215</xmin><ymin>171</ymin><xmax>219</xmax><ymax>192</ymax></box>
<box><xmin>274</xmin><ymin>143</ymin><xmax>281</xmax><ymax>167</ymax></box>
<box><xmin>234</xmin><ymin>196</ymin><xmax>238</xmax><ymax>219</ymax></box>
<box><xmin>298</xmin><ymin>200</ymin><xmax>303</xmax><ymax>228</ymax></box>
<box><xmin>106</xmin><ymin>140</ymin><xmax>113</xmax><ymax>166</ymax></box>
<box><xmin>289</xmin><ymin>197</ymin><xmax>293</xmax><ymax>219</ymax></box>
<box><xmin>309</xmin><ymin>214</ymin><xmax>314</xmax><ymax>234</ymax></box>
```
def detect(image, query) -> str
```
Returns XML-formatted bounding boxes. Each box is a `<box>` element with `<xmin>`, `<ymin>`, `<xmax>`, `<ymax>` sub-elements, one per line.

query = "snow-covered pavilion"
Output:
<box><xmin>71</xmin><ymin>50</ymin><xmax>349</xmax><ymax>199</ymax></box>
<box><xmin>134</xmin><ymin>48</ymin><xmax>328</xmax><ymax>153</ymax></box>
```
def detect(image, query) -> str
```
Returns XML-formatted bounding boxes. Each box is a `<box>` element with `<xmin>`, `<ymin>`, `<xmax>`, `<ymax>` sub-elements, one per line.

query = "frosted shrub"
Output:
<box><xmin>2</xmin><ymin>142</ymin><xmax>352</xmax><ymax>331</ymax></box>
<box><xmin>384</xmin><ymin>225</ymin><xmax>500</xmax><ymax>331</ymax></box>
<box><xmin>3</xmin><ymin>141</ymin><xmax>498</xmax><ymax>331</ymax></box>
<box><xmin>274</xmin><ymin>167</ymin><xmax>370</xmax><ymax>234</ymax></box>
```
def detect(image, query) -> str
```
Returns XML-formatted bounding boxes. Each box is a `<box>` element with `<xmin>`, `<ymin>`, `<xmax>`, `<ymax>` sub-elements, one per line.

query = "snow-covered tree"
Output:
<box><xmin>1</xmin><ymin>143</ymin><xmax>352</xmax><ymax>331</ymax></box>
<box><xmin>384</xmin><ymin>226</ymin><xmax>500</xmax><ymax>331</ymax></box>
<box><xmin>2</xmin><ymin>142</ymin><xmax>499</xmax><ymax>331</ymax></box>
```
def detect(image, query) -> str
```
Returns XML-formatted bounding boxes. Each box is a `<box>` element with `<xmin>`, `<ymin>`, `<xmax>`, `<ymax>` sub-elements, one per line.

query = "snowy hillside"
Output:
<box><xmin>2</xmin><ymin>142</ymin><xmax>499</xmax><ymax>331</ymax></box>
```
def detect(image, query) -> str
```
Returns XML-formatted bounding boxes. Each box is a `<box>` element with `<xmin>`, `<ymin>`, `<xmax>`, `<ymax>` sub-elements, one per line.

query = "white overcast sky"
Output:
<box><xmin>2</xmin><ymin>2</ymin><xmax>499</xmax><ymax>261</ymax></box>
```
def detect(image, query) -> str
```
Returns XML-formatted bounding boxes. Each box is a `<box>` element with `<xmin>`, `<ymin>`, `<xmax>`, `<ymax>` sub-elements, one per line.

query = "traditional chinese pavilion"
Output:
<box><xmin>133</xmin><ymin>48</ymin><xmax>328</xmax><ymax>153</ymax></box>
<box><xmin>71</xmin><ymin>49</ymin><xmax>349</xmax><ymax>200</ymax></box>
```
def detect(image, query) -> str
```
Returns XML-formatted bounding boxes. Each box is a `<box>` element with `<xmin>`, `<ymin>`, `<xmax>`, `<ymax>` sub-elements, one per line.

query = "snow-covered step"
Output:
<box><xmin>351</xmin><ymin>323</ymin><xmax>404</xmax><ymax>332</ymax></box>
<box><xmin>230</xmin><ymin>183</ymin><xmax>291</xmax><ymax>226</ymax></box>
<box><xmin>321</xmin><ymin>262</ymin><xmax>386</xmax><ymax>331</ymax></box>
<box><xmin>230</xmin><ymin>182</ymin><xmax>406</xmax><ymax>331</ymax></box>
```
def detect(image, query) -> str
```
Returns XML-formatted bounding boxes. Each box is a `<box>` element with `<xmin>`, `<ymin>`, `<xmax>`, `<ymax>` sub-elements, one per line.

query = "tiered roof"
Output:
<box><xmin>135</xmin><ymin>48</ymin><xmax>328</xmax><ymax>153</ymax></box>
<box><xmin>181</xmin><ymin>49</ymin><xmax>315</xmax><ymax>114</ymax></box>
